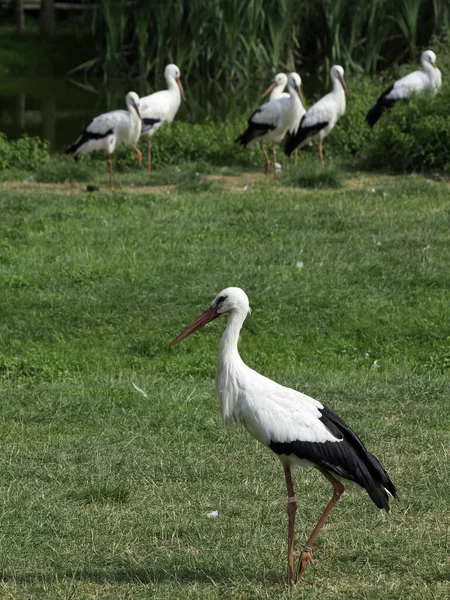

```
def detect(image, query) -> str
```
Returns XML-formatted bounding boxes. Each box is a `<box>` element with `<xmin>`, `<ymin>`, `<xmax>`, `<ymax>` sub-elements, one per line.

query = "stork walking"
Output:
<box><xmin>285</xmin><ymin>65</ymin><xmax>347</xmax><ymax>169</ymax></box>
<box><xmin>66</xmin><ymin>91</ymin><xmax>142</xmax><ymax>189</ymax></box>
<box><xmin>366</xmin><ymin>50</ymin><xmax>441</xmax><ymax>127</ymax></box>
<box><xmin>139</xmin><ymin>64</ymin><xmax>185</xmax><ymax>173</ymax></box>
<box><xmin>235</xmin><ymin>72</ymin><xmax>304</xmax><ymax>179</ymax></box>
<box><xmin>169</xmin><ymin>287</ymin><xmax>397</xmax><ymax>586</ymax></box>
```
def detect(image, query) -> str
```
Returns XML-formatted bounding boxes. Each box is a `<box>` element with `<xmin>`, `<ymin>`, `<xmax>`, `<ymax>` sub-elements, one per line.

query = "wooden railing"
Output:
<box><xmin>0</xmin><ymin>1</ymin><xmax>98</xmax><ymax>10</ymax></box>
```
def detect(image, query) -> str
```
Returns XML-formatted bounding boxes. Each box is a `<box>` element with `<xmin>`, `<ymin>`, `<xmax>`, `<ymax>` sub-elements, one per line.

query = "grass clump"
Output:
<box><xmin>283</xmin><ymin>161</ymin><xmax>344</xmax><ymax>189</ymax></box>
<box><xmin>68</xmin><ymin>481</ymin><xmax>131</xmax><ymax>505</ymax></box>
<box><xmin>35</xmin><ymin>155</ymin><xmax>95</xmax><ymax>183</ymax></box>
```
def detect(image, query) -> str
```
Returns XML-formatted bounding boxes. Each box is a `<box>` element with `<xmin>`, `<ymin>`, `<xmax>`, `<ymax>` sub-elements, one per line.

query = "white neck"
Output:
<box><xmin>422</xmin><ymin>60</ymin><xmax>437</xmax><ymax>81</ymax></box>
<box><xmin>287</xmin><ymin>84</ymin><xmax>304</xmax><ymax>116</ymax></box>
<box><xmin>127</xmin><ymin>106</ymin><xmax>142</xmax><ymax>142</ymax></box>
<box><xmin>216</xmin><ymin>309</ymin><xmax>247</xmax><ymax>427</ymax></box>
<box><xmin>166</xmin><ymin>75</ymin><xmax>180</xmax><ymax>97</ymax></box>
<box><xmin>331</xmin><ymin>76</ymin><xmax>346</xmax><ymax>115</ymax></box>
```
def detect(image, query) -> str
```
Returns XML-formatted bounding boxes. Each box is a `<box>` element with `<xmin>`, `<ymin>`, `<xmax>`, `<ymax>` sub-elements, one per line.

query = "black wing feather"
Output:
<box><xmin>284</xmin><ymin>117</ymin><xmax>329</xmax><ymax>156</ymax></box>
<box><xmin>65</xmin><ymin>127</ymin><xmax>114</xmax><ymax>157</ymax></box>
<box><xmin>365</xmin><ymin>84</ymin><xmax>398</xmax><ymax>127</ymax></box>
<box><xmin>270</xmin><ymin>404</ymin><xmax>397</xmax><ymax>511</ymax></box>
<box><xmin>235</xmin><ymin>108</ymin><xmax>276</xmax><ymax>147</ymax></box>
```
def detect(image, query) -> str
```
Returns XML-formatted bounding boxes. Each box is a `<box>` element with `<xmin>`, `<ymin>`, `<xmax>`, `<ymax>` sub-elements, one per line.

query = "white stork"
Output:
<box><xmin>235</xmin><ymin>72</ymin><xmax>304</xmax><ymax>179</ymax></box>
<box><xmin>66</xmin><ymin>91</ymin><xmax>142</xmax><ymax>189</ymax></box>
<box><xmin>285</xmin><ymin>65</ymin><xmax>347</xmax><ymax>169</ymax></box>
<box><xmin>366</xmin><ymin>50</ymin><xmax>442</xmax><ymax>127</ymax></box>
<box><xmin>169</xmin><ymin>287</ymin><xmax>397</xmax><ymax>586</ymax></box>
<box><xmin>139</xmin><ymin>64</ymin><xmax>185</xmax><ymax>173</ymax></box>
<box><xmin>263</xmin><ymin>72</ymin><xmax>305</xmax><ymax>168</ymax></box>
<box><xmin>263</xmin><ymin>72</ymin><xmax>289</xmax><ymax>101</ymax></box>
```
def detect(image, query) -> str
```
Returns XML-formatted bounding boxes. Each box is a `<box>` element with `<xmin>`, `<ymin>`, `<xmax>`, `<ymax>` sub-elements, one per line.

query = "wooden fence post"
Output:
<box><xmin>40</xmin><ymin>0</ymin><xmax>56</xmax><ymax>37</ymax></box>
<box><xmin>16</xmin><ymin>0</ymin><xmax>25</xmax><ymax>32</ymax></box>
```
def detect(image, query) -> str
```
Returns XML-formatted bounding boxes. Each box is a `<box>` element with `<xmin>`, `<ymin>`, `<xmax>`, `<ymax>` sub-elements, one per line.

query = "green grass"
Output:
<box><xmin>0</xmin><ymin>174</ymin><xmax>449</xmax><ymax>598</ymax></box>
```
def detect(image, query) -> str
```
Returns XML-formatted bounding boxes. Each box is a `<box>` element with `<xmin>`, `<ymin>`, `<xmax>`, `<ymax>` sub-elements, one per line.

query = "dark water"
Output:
<box><xmin>0</xmin><ymin>73</ymin><xmax>325</xmax><ymax>152</ymax></box>
<box><xmin>0</xmin><ymin>76</ymin><xmax>273</xmax><ymax>152</ymax></box>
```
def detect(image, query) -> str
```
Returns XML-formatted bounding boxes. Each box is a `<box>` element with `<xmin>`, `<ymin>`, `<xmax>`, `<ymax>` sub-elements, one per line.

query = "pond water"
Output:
<box><xmin>0</xmin><ymin>73</ymin><xmax>325</xmax><ymax>152</ymax></box>
<box><xmin>0</xmin><ymin>76</ymin><xmax>268</xmax><ymax>152</ymax></box>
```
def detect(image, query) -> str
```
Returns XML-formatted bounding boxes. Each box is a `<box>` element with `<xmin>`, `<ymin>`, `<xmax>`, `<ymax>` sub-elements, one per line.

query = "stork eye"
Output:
<box><xmin>217</xmin><ymin>295</ymin><xmax>227</xmax><ymax>305</ymax></box>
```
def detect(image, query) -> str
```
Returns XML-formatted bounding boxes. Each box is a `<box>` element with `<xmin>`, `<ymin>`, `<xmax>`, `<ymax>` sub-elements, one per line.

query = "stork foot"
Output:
<box><xmin>296</xmin><ymin>548</ymin><xmax>314</xmax><ymax>581</ymax></box>
<box><xmin>264</xmin><ymin>160</ymin><xmax>270</xmax><ymax>175</ymax></box>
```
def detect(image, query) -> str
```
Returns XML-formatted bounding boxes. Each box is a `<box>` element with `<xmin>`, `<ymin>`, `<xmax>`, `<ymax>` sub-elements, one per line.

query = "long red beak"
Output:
<box><xmin>262</xmin><ymin>81</ymin><xmax>277</xmax><ymax>98</ymax></box>
<box><xmin>296</xmin><ymin>85</ymin><xmax>304</xmax><ymax>105</ymax></box>
<box><xmin>176</xmin><ymin>77</ymin><xmax>186</xmax><ymax>101</ymax></box>
<box><xmin>169</xmin><ymin>306</ymin><xmax>220</xmax><ymax>347</ymax></box>
<box><xmin>339</xmin><ymin>75</ymin><xmax>348</xmax><ymax>92</ymax></box>
<box><xmin>134</xmin><ymin>102</ymin><xmax>143</xmax><ymax>123</ymax></box>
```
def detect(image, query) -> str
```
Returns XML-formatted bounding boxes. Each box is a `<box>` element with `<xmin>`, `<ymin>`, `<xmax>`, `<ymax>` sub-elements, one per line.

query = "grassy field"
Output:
<box><xmin>0</xmin><ymin>170</ymin><xmax>449</xmax><ymax>599</ymax></box>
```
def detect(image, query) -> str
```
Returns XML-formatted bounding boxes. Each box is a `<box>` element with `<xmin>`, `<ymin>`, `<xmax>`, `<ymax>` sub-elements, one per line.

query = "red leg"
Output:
<box><xmin>133</xmin><ymin>144</ymin><xmax>142</xmax><ymax>167</ymax></box>
<box><xmin>295</xmin><ymin>148</ymin><xmax>298</xmax><ymax>168</ymax></box>
<box><xmin>261</xmin><ymin>143</ymin><xmax>270</xmax><ymax>175</ymax></box>
<box><xmin>108</xmin><ymin>154</ymin><xmax>113</xmax><ymax>189</ymax></box>
<box><xmin>318</xmin><ymin>138</ymin><xmax>324</xmax><ymax>169</ymax></box>
<box><xmin>147</xmin><ymin>136</ymin><xmax>152</xmax><ymax>174</ymax></box>
<box><xmin>284</xmin><ymin>464</ymin><xmax>297</xmax><ymax>586</ymax></box>
<box><xmin>297</xmin><ymin>469</ymin><xmax>345</xmax><ymax>581</ymax></box>
<box><xmin>272</xmin><ymin>142</ymin><xmax>277</xmax><ymax>180</ymax></box>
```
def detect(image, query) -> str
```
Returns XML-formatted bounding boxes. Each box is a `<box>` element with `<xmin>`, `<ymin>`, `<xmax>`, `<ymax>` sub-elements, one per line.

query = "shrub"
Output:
<box><xmin>364</xmin><ymin>84</ymin><xmax>450</xmax><ymax>173</ymax></box>
<box><xmin>0</xmin><ymin>133</ymin><xmax>50</xmax><ymax>171</ymax></box>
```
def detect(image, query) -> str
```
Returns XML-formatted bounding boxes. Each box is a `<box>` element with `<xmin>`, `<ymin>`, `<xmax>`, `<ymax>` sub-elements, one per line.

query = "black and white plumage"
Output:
<box><xmin>366</xmin><ymin>50</ymin><xmax>442</xmax><ymax>127</ymax></box>
<box><xmin>66</xmin><ymin>91</ymin><xmax>142</xmax><ymax>189</ymax></box>
<box><xmin>139</xmin><ymin>64</ymin><xmax>185</xmax><ymax>173</ymax></box>
<box><xmin>285</xmin><ymin>65</ymin><xmax>347</xmax><ymax>169</ymax></box>
<box><xmin>170</xmin><ymin>287</ymin><xmax>397</xmax><ymax>586</ymax></box>
<box><xmin>236</xmin><ymin>72</ymin><xmax>305</xmax><ymax>179</ymax></box>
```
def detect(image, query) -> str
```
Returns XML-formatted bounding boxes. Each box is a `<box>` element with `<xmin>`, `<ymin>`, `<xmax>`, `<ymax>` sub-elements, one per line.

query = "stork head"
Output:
<box><xmin>330</xmin><ymin>65</ymin><xmax>347</xmax><ymax>92</ymax></box>
<box><xmin>165</xmin><ymin>63</ymin><xmax>186</xmax><ymax>100</ymax></box>
<box><xmin>263</xmin><ymin>72</ymin><xmax>288</xmax><ymax>97</ymax></box>
<box><xmin>288</xmin><ymin>72</ymin><xmax>303</xmax><ymax>103</ymax></box>
<box><xmin>422</xmin><ymin>50</ymin><xmax>437</xmax><ymax>69</ymax></box>
<box><xmin>169</xmin><ymin>287</ymin><xmax>250</xmax><ymax>347</ymax></box>
<box><xmin>125</xmin><ymin>91</ymin><xmax>142</xmax><ymax>121</ymax></box>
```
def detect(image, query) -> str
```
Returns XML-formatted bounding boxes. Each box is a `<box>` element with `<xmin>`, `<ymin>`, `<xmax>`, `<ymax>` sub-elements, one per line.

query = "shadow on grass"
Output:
<box><xmin>0</xmin><ymin>563</ymin><xmax>283</xmax><ymax>586</ymax></box>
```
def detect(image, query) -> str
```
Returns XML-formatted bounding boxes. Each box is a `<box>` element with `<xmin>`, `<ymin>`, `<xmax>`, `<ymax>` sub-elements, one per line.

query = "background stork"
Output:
<box><xmin>139</xmin><ymin>64</ymin><xmax>185</xmax><ymax>173</ymax></box>
<box><xmin>285</xmin><ymin>65</ymin><xmax>346</xmax><ymax>169</ymax></box>
<box><xmin>366</xmin><ymin>50</ymin><xmax>441</xmax><ymax>127</ymax></box>
<box><xmin>169</xmin><ymin>287</ymin><xmax>397</xmax><ymax>586</ymax></box>
<box><xmin>65</xmin><ymin>91</ymin><xmax>142</xmax><ymax>189</ymax></box>
<box><xmin>235</xmin><ymin>73</ymin><xmax>304</xmax><ymax>179</ymax></box>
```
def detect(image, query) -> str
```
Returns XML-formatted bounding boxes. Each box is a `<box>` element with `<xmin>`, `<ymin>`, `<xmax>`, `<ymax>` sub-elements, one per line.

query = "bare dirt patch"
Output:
<box><xmin>2</xmin><ymin>181</ymin><xmax>175</xmax><ymax>195</ymax></box>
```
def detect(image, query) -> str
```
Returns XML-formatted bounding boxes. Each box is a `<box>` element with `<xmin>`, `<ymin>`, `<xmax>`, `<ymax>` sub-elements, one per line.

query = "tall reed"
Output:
<box><xmin>83</xmin><ymin>0</ymin><xmax>450</xmax><ymax>80</ymax></box>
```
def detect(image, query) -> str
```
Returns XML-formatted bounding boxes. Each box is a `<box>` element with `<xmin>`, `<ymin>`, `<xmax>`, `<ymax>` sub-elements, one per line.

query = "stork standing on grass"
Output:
<box><xmin>366</xmin><ymin>50</ymin><xmax>442</xmax><ymax>127</ymax></box>
<box><xmin>169</xmin><ymin>287</ymin><xmax>397</xmax><ymax>586</ymax></box>
<box><xmin>66</xmin><ymin>91</ymin><xmax>142</xmax><ymax>189</ymax></box>
<box><xmin>285</xmin><ymin>65</ymin><xmax>347</xmax><ymax>169</ymax></box>
<box><xmin>263</xmin><ymin>72</ymin><xmax>305</xmax><ymax>168</ymax></box>
<box><xmin>139</xmin><ymin>64</ymin><xmax>185</xmax><ymax>173</ymax></box>
<box><xmin>235</xmin><ymin>72</ymin><xmax>305</xmax><ymax>179</ymax></box>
